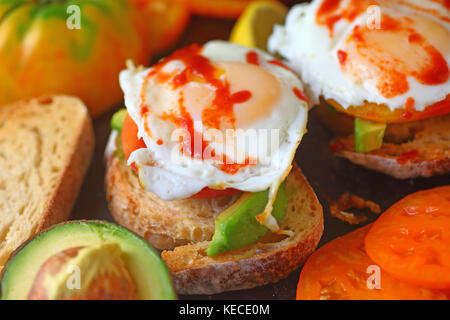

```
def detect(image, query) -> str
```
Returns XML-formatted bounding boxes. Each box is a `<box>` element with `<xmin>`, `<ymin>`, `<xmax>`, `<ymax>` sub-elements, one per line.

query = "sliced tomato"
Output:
<box><xmin>297</xmin><ymin>225</ymin><xmax>447</xmax><ymax>300</ymax></box>
<box><xmin>190</xmin><ymin>187</ymin><xmax>241</xmax><ymax>199</ymax></box>
<box><xmin>121</xmin><ymin>114</ymin><xmax>147</xmax><ymax>164</ymax></box>
<box><xmin>121</xmin><ymin>114</ymin><xmax>241</xmax><ymax>199</ymax></box>
<box><xmin>365</xmin><ymin>186</ymin><xmax>450</xmax><ymax>290</ymax></box>
<box><xmin>327</xmin><ymin>94</ymin><xmax>450</xmax><ymax>124</ymax></box>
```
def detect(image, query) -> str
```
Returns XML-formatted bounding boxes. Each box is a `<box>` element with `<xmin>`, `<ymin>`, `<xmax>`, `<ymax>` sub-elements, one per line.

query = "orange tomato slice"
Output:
<box><xmin>121</xmin><ymin>114</ymin><xmax>147</xmax><ymax>171</ymax></box>
<box><xmin>297</xmin><ymin>225</ymin><xmax>448</xmax><ymax>300</ymax></box>
<box><xmin>365</xmin><ymin>186</ymin><xmax>450</xmax><ymax>290</ymax></box>
<box><xmin>188</xmin><ymin>0</ymin><xmax>277</xmax><ymax>19</ymax></box>
<box><xmin>133</xmin><ymin>0</ymin><xmax>190</xmax><ymax>53</ymax></box>
<box><xmin>121</xmin><ymin>114</ymin><xmax>241</xmax><ymax>199</ymax></box>
<box><xmin>327</xmin><ymin>94</ymin><xmax>450</xmax><ymax>124</ymax></box>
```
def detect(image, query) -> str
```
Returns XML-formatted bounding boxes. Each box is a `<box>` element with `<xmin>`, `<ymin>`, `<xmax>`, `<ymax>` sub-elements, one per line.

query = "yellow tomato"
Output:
<box><xmin>0</xmin><ymin>0</ymin><xmax>152</xmax><ymax>117</ymax></box>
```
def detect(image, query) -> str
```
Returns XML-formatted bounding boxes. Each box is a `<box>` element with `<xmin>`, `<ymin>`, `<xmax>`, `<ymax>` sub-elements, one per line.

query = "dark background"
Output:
<box><xmin>70</xmin><ymin>14</ymin><xmax>449</xmax><ymax>300</ymax></box>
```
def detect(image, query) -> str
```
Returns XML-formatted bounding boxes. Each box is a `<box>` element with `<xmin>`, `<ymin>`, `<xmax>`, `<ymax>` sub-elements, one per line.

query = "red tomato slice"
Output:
<box><xmin>121</xmin><ymin>114</ymin><xmax>241</xmax><ymax>199</ymax></box>
<box><xmin>121</xmin><ymin>114</ymin><xmax>147</xmax><ymax>162</ymax></box>
<box><xmin>365</xmin><ymin>186</ymin><xmax>450</xmax><ymax>290</ymax></box>
<box><xmin>297</xmin><ymin>225</ymin><xmax>448</xmax><ymax>300</ymax></box>
<box><xmin>190</xmin><ymin>187</ymin><xmax>241</xmax><ymax>199</ymax></box>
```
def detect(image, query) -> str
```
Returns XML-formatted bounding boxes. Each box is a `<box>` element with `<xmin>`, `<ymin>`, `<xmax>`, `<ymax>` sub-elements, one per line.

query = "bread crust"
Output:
<box><xmin>0</xmin><ymin>95</ymin><xmax>94</xmax><ymax>267</ymax></box>
<box><xmin>38</xmin><ymin>98</ymin><xmax>95</xmax><ymax>230</ymax></box>
<box><xmin>163</xmin><ymin>165</ymin><xmax>323</xmax><ymax>294</ymax></box>
<box><xmin>105</xmin><ymin>152</ymin><xmax>323</xmax><ymax>294</ymax></box>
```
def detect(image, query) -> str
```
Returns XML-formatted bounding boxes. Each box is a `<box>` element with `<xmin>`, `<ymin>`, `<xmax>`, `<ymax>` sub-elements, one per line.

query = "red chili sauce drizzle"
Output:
<box><xmin>293</xmin><ymin>87</ymin><xmax>309</xmax><ymax>102</ymax></box>
<box><xmin>397</xmin><ymin>149</ymin><xmax>419</xmax><ymax>164</ymax></box>
<box><xmin>139</xmin><ymin>44</ymin><xmax>257</xmax><ymax>174</ymax></box>
<box><xmin>246</xmin><ymin>51</ymin><xmax>260</xmax><ymax>65</ymax></box>
<box><xmin>317</xmin><ymin>1</ymin><xmax>449</xmax><ymax>100</ymax></box>
<box><xmin>267</xmin><ymin>59</ymin><xmax>295</xmax><ymax>73</ymax></box>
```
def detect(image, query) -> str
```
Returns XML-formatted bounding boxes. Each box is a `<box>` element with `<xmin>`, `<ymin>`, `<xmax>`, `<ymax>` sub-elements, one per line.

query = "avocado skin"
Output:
<box><xmin>354</xmin><ymin>118</ymin><xmax>387</xmax><ymax>153</ymax></box>
<box><xmin>110</xmin><ymin>108</ymin><xmax>127</xmax><ymax>132</ymax></box>
<box><xmin>206</xmin><ymin>183</ymin><xmax>287</xmax><ymax>256</ymax></box>
<box><xmin>0</xmin><ymin>221</ymin><xmax>176</xmax><ymax>300</ymax></box>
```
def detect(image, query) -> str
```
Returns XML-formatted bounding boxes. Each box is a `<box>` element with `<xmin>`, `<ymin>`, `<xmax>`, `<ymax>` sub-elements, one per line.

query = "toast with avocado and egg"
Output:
<box><xmin>0</xmin><ymin>95</ymin><xmax>94</xmax><ymax>268</ymax></box>
<box><xmin>269</xmin><ymin>0</ymin><xmax>450</xmax><ymax>179</ymax></box>
<box><xmin>105</xmin><ymin>41</ymin><xmax>323</xmax><ymax>294</ymax></box>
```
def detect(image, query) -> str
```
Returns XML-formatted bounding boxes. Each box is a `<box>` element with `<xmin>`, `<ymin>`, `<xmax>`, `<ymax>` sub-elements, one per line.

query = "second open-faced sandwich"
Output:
<box><xmin>269</xmin><ymin>0</ymin><xmax>450</xmax><ymax>179</ymax></box>
<box><xmin>104</xmin><ymin>41</ymin><xmax>323</xmax><ymax>294</ymax></box>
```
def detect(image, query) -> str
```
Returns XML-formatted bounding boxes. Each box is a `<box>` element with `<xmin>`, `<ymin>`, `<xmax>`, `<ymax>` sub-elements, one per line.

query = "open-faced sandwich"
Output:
<box><xmin>105</xmin><ymin>40</ymin><xmax>323</xmax><ymax>294</ymax></box>
<box><xmin>269</xmin><ymin>0</ymin><xmax>450</xmax><ymax>179</ymax></box>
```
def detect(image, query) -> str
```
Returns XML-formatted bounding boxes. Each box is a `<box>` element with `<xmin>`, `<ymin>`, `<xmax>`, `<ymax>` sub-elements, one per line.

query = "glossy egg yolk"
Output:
<box><xmin>182</xmin><ymin>62</ymin><xmax>281</xmax><ymax>130</ymax></box>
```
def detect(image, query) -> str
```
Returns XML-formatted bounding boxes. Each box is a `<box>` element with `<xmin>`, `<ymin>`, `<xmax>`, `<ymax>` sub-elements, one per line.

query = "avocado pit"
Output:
<box><xmin>28</xmin><ymin>243</ymin><xmax>137</xmax><ymax>300</ymax></box>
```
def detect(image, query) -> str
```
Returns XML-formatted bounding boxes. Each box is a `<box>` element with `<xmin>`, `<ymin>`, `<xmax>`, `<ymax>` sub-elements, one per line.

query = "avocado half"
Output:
<box><xmin>0</xmin><ymin>221</ymin><xmax>176</xmax><ymax>300</ymax></box>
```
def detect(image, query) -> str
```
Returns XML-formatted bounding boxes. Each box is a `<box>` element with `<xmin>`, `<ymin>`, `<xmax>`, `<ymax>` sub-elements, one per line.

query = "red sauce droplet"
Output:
<box><xmin>293</xmin><ymin>87</ymin><xmax>308</xmax><ymax>102</ymax></box>
<box><xmin>246</xmin><ymin>51</ymin><xmax>260</xmax><ymax>65</ymax></box>
<box><xmin>267</xmin><ymin>59</ymin><xmax>294</xmax><ymax>72</ymax></box>
<box><xmin>220</xmin><ymin>157</ymin><xmax>257</xmax><ymax>175</ymax></box>
<box><xmin>397</xmin><ymin>149</ymin><xmax>419</xmax><ymax>164</ymax></box>
<box><xmin>337</xmin><ymin>50</ymin><xmax>348</xmax><ymax>65</ymax></box>
<box><xmin>230</xmin><ymin>90</ymin><xmax>252</xmax><ymax>104</ymax></box>
<box><xmin>445</xmin><ymin>0</ymin><xmax>450</xmax><ymax>10</ymax></box>
<box><xmin>330</xmin><ymin>141</ymin><xmax>344</xmax><ymax>153</ymax></box>
<box><xmin>401</xmin><ymin>97</ymin><xmax>415</xmax><ymax>119</ymax></box>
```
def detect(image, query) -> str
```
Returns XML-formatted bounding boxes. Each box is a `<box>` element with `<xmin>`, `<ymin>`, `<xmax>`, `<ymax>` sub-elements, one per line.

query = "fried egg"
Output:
<box><xmin>119</xmin><ymin>41</ymin><xmax>309</xmax><ymax>230</ymax></box>
<box><xmin>268</xmin><ymin>0</ymin><xmax>450</xmax><ymax>112</ymax></box>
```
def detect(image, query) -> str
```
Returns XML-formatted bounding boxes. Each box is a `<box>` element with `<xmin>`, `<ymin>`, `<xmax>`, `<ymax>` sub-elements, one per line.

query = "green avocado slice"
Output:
<box><xmin>0</xmin><ymin>221</ymin><xmax>176</xmax><ymax>300</ymax></box>
<box><xmin>110</xmin><ymin>108</ymin><xmax>127</xmax><ymax>132</ymax></box>
<box><xmin>206</xmin><ymin>182</ymin><xmax>287</xmax><ymax>256</ymax></box>
<box><xmin>354</xmin><ymin>118</ymin><xmax>387</xmax><ymax>153</ymax></box>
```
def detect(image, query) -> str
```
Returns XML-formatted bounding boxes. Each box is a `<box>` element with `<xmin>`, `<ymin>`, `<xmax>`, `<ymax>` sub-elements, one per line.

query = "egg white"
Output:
<box><xmin>119</xmin><ymin>41</ymin><xmax>309</xmax><ymax>211</ymax></box>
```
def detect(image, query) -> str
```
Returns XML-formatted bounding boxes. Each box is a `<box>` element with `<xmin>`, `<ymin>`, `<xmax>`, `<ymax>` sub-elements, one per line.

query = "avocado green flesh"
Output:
<box><xmin>111</xmin><ymin>108</ymin><xmax>127</xmax><ymax>132</ymax></box>
<box><xmin>354</xmin><ymin>118</ymin><xmax>386</xmax><ymax>153</ymax></box>
<box><xmin>0</xmin><ymin>221</ymin><xmax>176</xmax><ymax>300</ymax></box>
<box><xmin>207</xmin><ymin>182</ymin><xmax>287</xmax><ymax>256</ymax></box>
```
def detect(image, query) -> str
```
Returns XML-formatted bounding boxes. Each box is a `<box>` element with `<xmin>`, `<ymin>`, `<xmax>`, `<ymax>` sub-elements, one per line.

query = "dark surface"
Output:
<box><xmin>70</xmin><ymin>15</ymin><xmax>449</xmax><ymax>300</ymax></box>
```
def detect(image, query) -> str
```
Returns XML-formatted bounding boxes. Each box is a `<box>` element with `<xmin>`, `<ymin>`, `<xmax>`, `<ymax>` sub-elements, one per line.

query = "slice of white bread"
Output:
<box><xmin>105</xmin><ymin>154</ymin><xmax>323</xmax><ymax>294</ymax></box>
<box><xmin>332</xmin><ymin>114</ymin><xmax>450</xmax><ymax>179</ymax></box>
<box><xmin>0</xmin><ymin>96</ymin><xmax>94</xmax><ymax>268</ymax></box>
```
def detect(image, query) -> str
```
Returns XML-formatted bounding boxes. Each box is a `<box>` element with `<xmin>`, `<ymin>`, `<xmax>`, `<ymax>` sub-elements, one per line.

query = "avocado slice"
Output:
<box><xmin>354</xmin><ymin>118</ymin><xmax>387</xmax><ymax>153</ymax></box>
<box><xmin>111</xmin><ymin>108</ymin><xmax>127</xmax><ymax>132</ymax></box>
<box><xmin>0</xmin><ymin>221</ymin><xmax>176</xmax><ymax>300</ymax></box>
<box><xmin>207</xmin><ymin>182</ymin><xmax>287</xmax><ymax>256</ymax></box>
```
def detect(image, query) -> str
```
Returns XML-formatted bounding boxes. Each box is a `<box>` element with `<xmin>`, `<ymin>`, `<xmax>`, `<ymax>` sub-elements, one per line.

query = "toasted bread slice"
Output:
<box><xmin>106</xmin><ymin>153</ymin><xmax>240</xmax><ymax>250</ymax></box>
<box><xmin>0</xmin><ymin>96</ymin><xmax>94</xmax><ymax>267</ymax></box>
<box><xmin>331</xmin><ymin>114</ymin><xmax>450</xmax><ymax>179</ymax></box>
<box><xmin>105</xmin><ymin>152</ymin><xmax>323</xmax><ymax>294</ymax></box>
